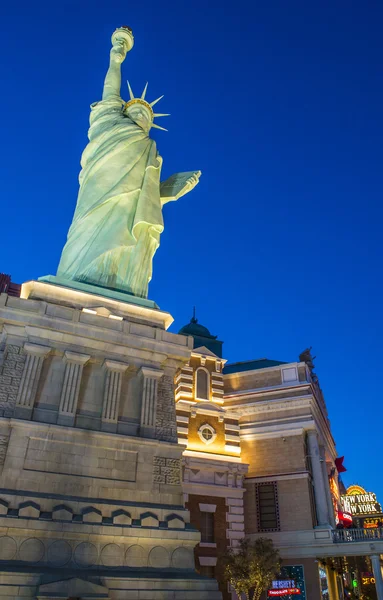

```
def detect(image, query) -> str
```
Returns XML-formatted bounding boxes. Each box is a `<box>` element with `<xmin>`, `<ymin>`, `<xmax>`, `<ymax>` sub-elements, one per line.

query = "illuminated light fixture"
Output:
<box><xmin>346</xmin><ymin>484</ymin><xmax>367</xmax><ymax>495</ymax></box>
<box><xmin>109</xmin><ymin>314</ymin><xmax>123</xmax><ymax>321</ymax></box>
<box><xmin>82</xmin><ymin>308</ymin><xmax>97</xmax><ymax>315</ymax></box>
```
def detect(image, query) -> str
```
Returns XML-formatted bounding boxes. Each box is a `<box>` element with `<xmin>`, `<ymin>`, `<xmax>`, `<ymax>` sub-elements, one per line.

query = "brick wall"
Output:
<box><xmin>241</xmin><ymin>435</ymin><xmax>306</xmax><ymax>477</ymax></box>
<box><xmin>186</xmin><ymin>494</ymin><xmax>230</xmax><ymax>600</ymax></box>
<box><xmin>224</xmin><ymin>369</ymin><xmax>282</xmax><ymax>393</ymax></box>
<box><xmin>244</xmin><ymin>477</ymin><xmax>314</xmax><ymax>533</ymax></box>
<box><xmin>278</xmin><ymin>478</ymin><xmax>314</xmax><ymax>531</ymax></box>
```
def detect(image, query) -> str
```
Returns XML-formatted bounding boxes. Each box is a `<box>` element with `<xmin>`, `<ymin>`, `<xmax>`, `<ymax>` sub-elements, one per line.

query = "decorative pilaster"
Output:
<box><xmin>307</xmin><ymin>429</ymin><xmax>330</xmax><ymax>527</ymax></box>
<box><xmin>57</xmin><ymin>351</ymin><xmax>90</xmax><ymax>426</ymax></box>
<box><xmin>371</xmin><ymin>555</ymin><xmax>383</xmax><ymax>600</ymax></box>
<box><xmin>320</xmin><ymin>446</ymin><xmax>336</xmax><ymax>528</ymax></box>
<box><xmin>101</xmin><ymin>360</ymin><xmax>128</xmax><ymax>432</ymax></box>
<box><xmin>15</xmin><ymin>343</ymin><xmax>51</xmax><ymax>420</ymax></box>
<box><xmin>325</xmin><ymin>564</ymin><xmax>339</xmax><ymax>600</ymax></box>
<box><xmin>139</xmin><ymin>366</ymin><xmax>163</xmax><ymax>439</ymax></box>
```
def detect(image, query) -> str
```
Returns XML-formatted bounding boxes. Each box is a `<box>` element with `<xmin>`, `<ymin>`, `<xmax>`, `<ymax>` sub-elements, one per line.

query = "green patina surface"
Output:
<box><xmin>223</xmin><ymin>358</ymin><xmax>287</xmax><ymax>375</ymax></box>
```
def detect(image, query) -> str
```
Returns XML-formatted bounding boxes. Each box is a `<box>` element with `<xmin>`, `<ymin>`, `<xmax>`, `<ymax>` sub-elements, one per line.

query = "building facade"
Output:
<box><xmin>176</xmin><ymin>316</ymin><xmax>383</xmax><ymax>600</ymax></box>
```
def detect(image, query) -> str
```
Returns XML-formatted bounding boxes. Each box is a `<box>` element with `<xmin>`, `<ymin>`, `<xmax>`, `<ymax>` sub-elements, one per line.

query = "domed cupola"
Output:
<box><xmin>178</xmin><ymin>309</ymin><xmax>223</xmax><ymax>358</ymax></box>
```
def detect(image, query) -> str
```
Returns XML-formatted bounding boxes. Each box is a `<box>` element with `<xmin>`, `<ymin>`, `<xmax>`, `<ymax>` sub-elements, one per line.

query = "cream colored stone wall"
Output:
<box><xmin>240</xmin><ymin>405</ymin><xmax>310</xmax><ymax>425</ymax></box>
<box><xmin>224</xmin><ymin>369</ymin><xmax>282</xmax><ymax>394</ymax></box>
<box><xmin>244</xmin><ymin>477</ymin><xmax>313</xmax><ymax>534</ymax></box>
<box><xmin>241</xmin><ymin>435</ymin><xmax>306</xmax><ymax>477</ymax></box>
<box><xmin>277</xmin><ymin>478</ymin><xmax>314</xmax><ymax>531</ymax></box>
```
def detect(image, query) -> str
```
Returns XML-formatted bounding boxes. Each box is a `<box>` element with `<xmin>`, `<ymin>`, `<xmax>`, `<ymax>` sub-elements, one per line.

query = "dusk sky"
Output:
<box><xmin>1</xmin><ymin>1</ymin><xmax>382</xmax><ymax>498</ymax></box>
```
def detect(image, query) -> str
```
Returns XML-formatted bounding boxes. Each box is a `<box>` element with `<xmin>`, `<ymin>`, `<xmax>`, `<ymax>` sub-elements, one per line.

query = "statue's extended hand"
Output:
<box><xmin>160</xmin><ymin>171</ymin><xmax>202</xmax><ymax>205</ymax></box>
<box><xmin>183</xmin><ymin>172</ymin><xmax>201</xmax><ymax>195</ymax></box>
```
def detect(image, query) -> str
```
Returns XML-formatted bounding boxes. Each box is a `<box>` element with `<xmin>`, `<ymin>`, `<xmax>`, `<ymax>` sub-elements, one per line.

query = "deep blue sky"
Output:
<box><xmin>1</xmin><ymin>1</ymin><xmax>382</xmax><ymax>499</ymax></box>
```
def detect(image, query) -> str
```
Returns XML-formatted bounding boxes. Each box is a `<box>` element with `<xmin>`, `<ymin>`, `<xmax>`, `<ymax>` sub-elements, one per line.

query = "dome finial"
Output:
<box><xmin>191</xmin><ymin>306</ymin><xmax>197</xmax><ymax>324</ymax></box>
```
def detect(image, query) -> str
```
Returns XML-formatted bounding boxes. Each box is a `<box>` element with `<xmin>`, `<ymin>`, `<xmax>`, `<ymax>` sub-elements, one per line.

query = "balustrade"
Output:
<box><xmin>332</xmin><ymin>527</ymin><xmax>383</xmax><ymax>543</ymax></box>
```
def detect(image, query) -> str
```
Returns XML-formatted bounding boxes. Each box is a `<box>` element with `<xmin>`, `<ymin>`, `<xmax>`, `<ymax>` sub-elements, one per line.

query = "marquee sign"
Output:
<box><xmin>268</xmin><ymin>590</ymin><xmax>301</xmax><ymax>597</ymax></box>
<box><xmin>341</xmin><ymin>485</ymin><xmax>382</xmax><ymax>517</ymax></box>
<box><xmin>361</xmin><ymin>573</ymin><xmax>376</xmax><ymax>586</ymax></box>
<box><xmin>272</xmin><ymin>581</ymin><xmax>296</xmax><ymax>589</ymax></box>
<box><xmin>268</xmin><ymin>581</ymin><xmax>301</xmax><ymax>596</ymax></box>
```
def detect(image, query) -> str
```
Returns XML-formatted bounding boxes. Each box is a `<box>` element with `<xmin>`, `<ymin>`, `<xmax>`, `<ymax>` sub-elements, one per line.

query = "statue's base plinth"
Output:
<box><xmin>38</xmin><ymin>274</ymin><xmax>158</xmax><ymax>309</ymax></box>
<box><xmin>21</xmin><ymin>276</ymin><xmax>173</xmax><ymax>329</ymax></box>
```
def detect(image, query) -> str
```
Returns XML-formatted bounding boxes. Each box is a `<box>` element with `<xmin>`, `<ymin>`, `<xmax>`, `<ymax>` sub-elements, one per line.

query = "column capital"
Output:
<box><xmin>104</xmin><ymin>359</ymin><xmax>128</xmax><ymax>373</ymax></box>
<box><xmin>63</xmin><ymin>350</ymin><xmax>90</xmax><ymax>365</ymax></box>
<box><xmin>24</xmin><ymin>342</ymin><xmax>51</xmax><ymax>357</ymax></box>
<box><xmin>138</xmin><ymin>366</ymin><xmax>163</xmax><ymax>380</ymax></box>
<box><xmin>306</xmin><ymin>427</ymin><xmax>318</xmax><ymax>437</ymax></box>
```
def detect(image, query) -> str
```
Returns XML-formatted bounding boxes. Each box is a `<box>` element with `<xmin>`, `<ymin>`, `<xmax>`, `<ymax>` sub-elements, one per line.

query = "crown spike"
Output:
<box><xmin>151</xmin><ymin>123</ymin><xmax>168</xmax><ymax>132</ymax></box>
<box><xmin>141</xmin><ymin>82</ymin><xmax>148</xmax><ymax>100</ymax></box>
<box><xmin>127</xmin><ymin>81</ymin><xmax>135</xmax><ymax>100</ymax></box>
<box><xmin>153</xmin><ymin>113</ymin><xmax>170</xmax><ymax>118</ymax></box>
<box><xmin>150</xmin><ymin>95</ymin><xmax>164</xmax><ymax>107</ymax></box>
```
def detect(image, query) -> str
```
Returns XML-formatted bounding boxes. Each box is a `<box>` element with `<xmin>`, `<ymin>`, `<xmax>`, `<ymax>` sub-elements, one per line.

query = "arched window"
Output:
<box><xmin>196</xmin><ymin>368</ymin><xmax>209</xmax><ymax>400</ymax></box>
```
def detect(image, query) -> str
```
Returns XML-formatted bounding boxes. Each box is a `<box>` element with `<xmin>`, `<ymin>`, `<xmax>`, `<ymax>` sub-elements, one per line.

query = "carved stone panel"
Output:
<box><xmin>0</xmin><ymin>345</ymin><xmax>26</xmax><ymax>417</ymax></box>
<box><xmin>153</xmin><ymin>456</ymin><xmax>181</xmax><ymax>485</ymax></box>
<box><xmin>156</xmin><ymin>375</ymin><xmax>178</xmax><ymax>442</ymax></box>
<box><xmin>0</xmin><ymin>434</ymin><xmax>9</xmax><ymax>465</ymax></box>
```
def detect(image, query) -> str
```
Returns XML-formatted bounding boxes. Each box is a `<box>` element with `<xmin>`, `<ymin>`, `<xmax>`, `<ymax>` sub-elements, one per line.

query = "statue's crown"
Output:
<box><xmin>124</xmin><ymin>82</ymin><xmax>169</xmax><ymax>131</ymax></box>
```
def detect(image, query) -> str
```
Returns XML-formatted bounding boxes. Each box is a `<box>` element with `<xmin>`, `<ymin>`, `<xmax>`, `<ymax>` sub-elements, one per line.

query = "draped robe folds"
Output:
<box><xmin>57</xmin><ymin>94</ymin><xmax>164</xmax><ymax>298</ymax></box>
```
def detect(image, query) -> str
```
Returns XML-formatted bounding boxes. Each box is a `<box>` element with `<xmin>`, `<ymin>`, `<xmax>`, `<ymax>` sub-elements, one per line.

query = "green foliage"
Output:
<box><xmin>222</xmin><ymin>537</ymin><xmax>281</xmax><ymax>600</ymax></box>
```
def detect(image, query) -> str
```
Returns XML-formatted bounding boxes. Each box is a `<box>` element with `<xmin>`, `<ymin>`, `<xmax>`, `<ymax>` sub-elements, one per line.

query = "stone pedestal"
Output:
<box><xmin>0</xmin><ymin>281</ymin><xmax>219</xmax><ymax>599</ymax></box>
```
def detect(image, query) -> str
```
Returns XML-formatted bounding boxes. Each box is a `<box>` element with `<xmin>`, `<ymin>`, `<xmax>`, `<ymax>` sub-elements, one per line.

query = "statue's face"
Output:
<box><xmin>125</xmin><ymin>104</ymin><xmax>152</xmax><ymax>132</ymax></box>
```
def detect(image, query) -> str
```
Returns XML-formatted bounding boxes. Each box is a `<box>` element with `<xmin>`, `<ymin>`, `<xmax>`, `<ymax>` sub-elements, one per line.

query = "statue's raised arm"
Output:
<box><xmin>102</xmin><ymin>27</ymin><xmax>134</xmax><ymax>100</ymax></box>
<box><xmin>56</xmin><ymin>26</ymin><xmax>201</xmax><ymax>300</ymax></box>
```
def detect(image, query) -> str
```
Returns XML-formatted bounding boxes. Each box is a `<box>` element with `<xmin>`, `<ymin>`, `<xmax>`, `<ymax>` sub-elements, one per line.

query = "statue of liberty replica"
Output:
<box><xmin>57</xmin><ymin>26</ymin><xmax>200</xmax><ymax>299</ymax></box>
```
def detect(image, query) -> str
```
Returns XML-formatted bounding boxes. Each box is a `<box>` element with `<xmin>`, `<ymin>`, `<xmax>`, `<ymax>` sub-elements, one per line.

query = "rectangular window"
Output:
<box><xmin>256</xmin><ymin>482</ymin><xmax>280</xmax><ymax>531</ymax></box>
<box><xmin>200</xmin><ymin>511</ymin><xmax>215</xmax><ymax>543</ymax></box>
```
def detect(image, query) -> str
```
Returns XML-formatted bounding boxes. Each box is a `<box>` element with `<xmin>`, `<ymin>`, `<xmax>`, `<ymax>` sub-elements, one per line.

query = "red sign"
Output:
<box><xmin>335</xmin><ymin>456</ymin><xmax>347</xmax><ymax>473</ymax></box>
<box><xmin>268</xmin><ymin>589</ymin><xmax>301</xmax><ymax>596</ymax></box>
<box><xmin>338</xmin><ymin>511</ymin><xmax>353</xmax><ymax>526</ymax></box>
